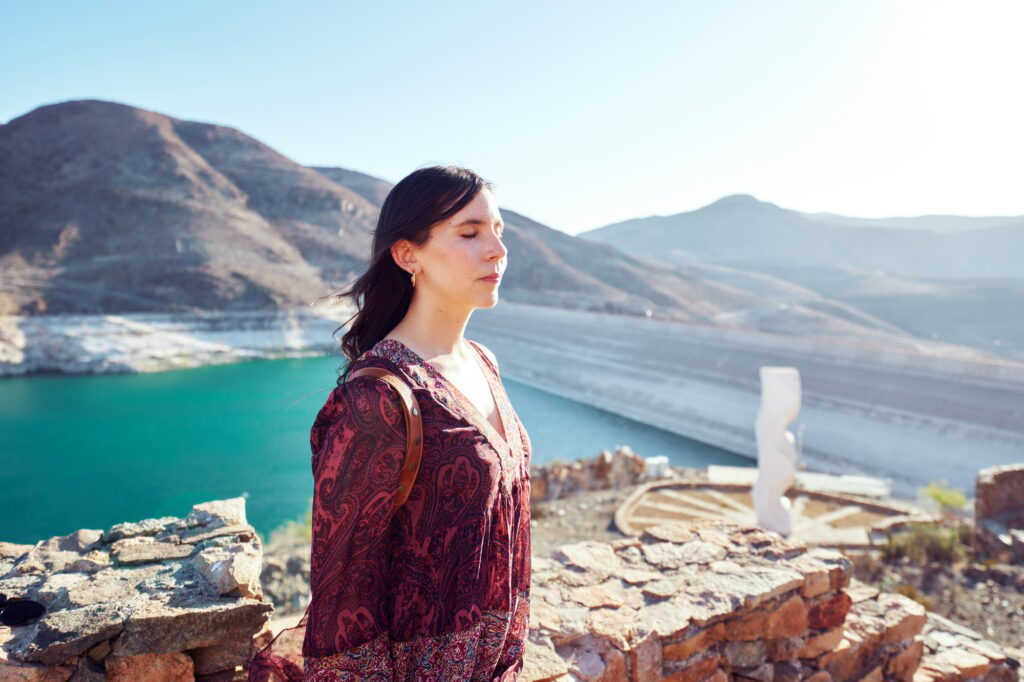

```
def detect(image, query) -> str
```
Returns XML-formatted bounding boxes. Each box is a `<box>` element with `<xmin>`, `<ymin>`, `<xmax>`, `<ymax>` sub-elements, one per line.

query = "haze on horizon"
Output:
<box><xmin>2</xmin><ymin>0</ymin><xmax>1023</xmax><ymax>235</ymax></box>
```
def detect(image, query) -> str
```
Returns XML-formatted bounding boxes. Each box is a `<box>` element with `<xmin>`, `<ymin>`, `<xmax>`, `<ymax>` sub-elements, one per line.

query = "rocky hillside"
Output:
<box><xmin>0</xmin><ymin>100</ymin><xmax>377</xmax><ymax>315</ymax></box>
<box><xmin>0</xmin><ymin>100</ymin><xmax>961</xmax><ymax>346</ymax></box>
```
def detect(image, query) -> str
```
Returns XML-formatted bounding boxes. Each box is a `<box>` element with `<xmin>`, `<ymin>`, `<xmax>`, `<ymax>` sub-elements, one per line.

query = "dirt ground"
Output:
<box><xmin>529</xmin><ymin>485</ymin><xmax>637</xmax><ymax>559</ymax></box>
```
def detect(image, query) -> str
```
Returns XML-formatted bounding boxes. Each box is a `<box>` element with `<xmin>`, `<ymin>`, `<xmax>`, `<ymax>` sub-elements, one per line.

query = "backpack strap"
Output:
<box><xmin>347</xmin><ymin>367</ymin><xmax>423</xmax><ymax>512</ymax></box>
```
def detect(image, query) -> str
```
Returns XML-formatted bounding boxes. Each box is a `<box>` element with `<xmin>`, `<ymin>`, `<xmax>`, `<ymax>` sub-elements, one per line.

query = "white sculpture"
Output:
<box><xmin>753</xmin><ymin>366</ymin><xmax>801</xmax><ymax>536</ymax></box>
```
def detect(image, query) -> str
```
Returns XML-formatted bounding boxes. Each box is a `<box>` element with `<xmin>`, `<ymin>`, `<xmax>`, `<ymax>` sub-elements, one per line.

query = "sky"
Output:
<box><xmin>2</xmin><ymin>1</ymin><xmax>1023</xmax><ymax>235</ymax></box>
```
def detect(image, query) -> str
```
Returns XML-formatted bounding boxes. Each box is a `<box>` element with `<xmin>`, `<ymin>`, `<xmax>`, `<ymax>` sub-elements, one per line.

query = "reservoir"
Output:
<box><xmin>0</xmin><ymin>355</ymin><xmax>750</xmax><ymax>545</ymax></box>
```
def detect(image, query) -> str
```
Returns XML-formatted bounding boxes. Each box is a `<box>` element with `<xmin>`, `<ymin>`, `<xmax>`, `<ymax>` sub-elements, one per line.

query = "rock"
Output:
<box><xmin>875</xmin><ymin>594</ymin><xmax>927</xmax><ymax>644</ymax></box>
<box><xmin>105</xmin><ymin>651</ymin><xmax>194</xmax><ymax>681</ymax></box>
<box><xmin>885</xmin><ymin>637</ymin><xmax>923</xmax><ymax>681</ymax></box>
<box><xmin>797</xmin><ymin>627</ymin><xmax>844</xmax><ymax>658</ymax></box>
<box><xmin>103</xmin><ymin>517</ymin><xmax>179</xmax><ymax>544</ymax></box>
<box><xmin>192</xmin><ymin>544</ymin><xmax>262</xmax><ymax>598</ymax></box>
<box><xmin>179</xmin><ymin>524</ymin><xmax>255</xmax><ymax>546</ymax></box>
<box><xmin>641</xmin><ymin>542</ymin><xmax>693</xmax><ymax>569</ymax></box>
<box><xmin>585</xmin><ymin>607</ymin><xmax>639</xmax><ymax>650</ymax></box>
<box><xmin>629</xmin><ymin>632</ymin><xmax>661</xmax><ymax>682</ymax></box>
<box><xmin>641</xmin><ymin>523</ymin><xmax>697</xmax><ymax>544</ymax></box>
<box><xmin>53</xmin><ymin>530</ymin><xmax>102</xmax><ymax>554</ymax></box>
<box><xmin>762</xmin><ymin>595</ymin><xmax>809</xmax><ymax>640</ymax></box>
<box><xmin>0</xmin><ymin>542</ymin><xmax>33</xmax><ymax>561</ymax></box>
<box><xmin>69</xmin><ymin>655</ymin><xmax>105</xmax><ymax>681</ymax></box>
<box><xmin>568</xmin><ymin>580</ymin><xmax>628</xmax><ymax>609</ymax></box>
<box><xmin>186</xmin><ymin>499</ymin><xmax>247</xmax><ymax>529</ymax></box>
<box><xmin>551</xmin><ymin>541</ymin><xmax>619</xmax><ymax>583</ymax></box>
<box><xmin>111</xmin><ymin>537</ymin><xmax>194</xmax><ymax>565</ymax></box>
<box><xmin>1</xmin><ymin>498</ymin><xmax>273</xmax><ymax>674</ymax></box>
<box><xmin>3</xmin><ymin>600</ymin><xmax>127</xmax><ymax>666</ymax></box>
<box><xmin>725</xmin><ymin>639</ymin><xmax>767</xmax><ymax>667</ymax></box>
<box><xmin>773</xmin><ymin>661</ymin><xmax>802</xmax><ymax>682</ymax></box>
<box><xmin>679</xmin><ymin>540</ymin><xmax>728</xmax><ymax>565</ymax></box>
<box><xmin>765</xmin><ymin>636</ymin><xmax>804</xmax><ymax>662</ymax></box>
<box><xmin>733</xmin><ymin>662</ymin><xmax>774</xmax><ymax>681</ymax></box>
<box><xmin>84</xmin><ymin>640</ymin><xmax>110</xmax><ymax>664</ymax></box>
<box><xmin>0</xmin><ymin>659</ymin><xmax>76</xmax><ymax>681</ymax></box>
<box><xmin>807</xmin><ymin>592</ymin><xmax>852</xmax><ymax>630</ymax></box>
<box><xmin>188</xmin><ymin>639</ymin><xmax>252</xmax><ymax>675</ymax></box>
<box><xmin>112</xmin><ymin>597</ymin><xmax>271</xmax><ymax>656</ymax></box>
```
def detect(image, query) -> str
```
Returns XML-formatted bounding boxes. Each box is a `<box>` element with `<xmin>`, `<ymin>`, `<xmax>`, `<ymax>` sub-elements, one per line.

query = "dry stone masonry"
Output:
<box><xmin>530</xmin><ymin>446</ymin><xmax>660</xmax><ymax>502</ymax></box>
<box><xmin>521</xmin><ymin>520</ymin><xmax>1020</xmax><ymax>682</ymax></box>
<box><xmin>974</xmin><ymin>464</ymin><xmax>1024</xmax><ymax>564</ymax></box>
<box><xmin>0</xmin><ymin>498</ymin><xmax>272</xmax><ymax>681</ymax></box>
<box><xmin>4</xmin><ymin>497</ymin><xmax>1021</xmax><ymax>681</ymax></box>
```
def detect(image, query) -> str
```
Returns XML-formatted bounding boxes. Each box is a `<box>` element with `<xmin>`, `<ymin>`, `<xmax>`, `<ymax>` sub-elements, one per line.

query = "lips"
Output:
<box><xmin>480</xmin><ymin>274</ymin><xmax>501</xmax><ymax>283</ymax></box>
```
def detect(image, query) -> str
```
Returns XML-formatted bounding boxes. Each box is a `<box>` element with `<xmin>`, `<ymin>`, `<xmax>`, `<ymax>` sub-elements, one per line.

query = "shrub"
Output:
<box><xmin>882</xmin><ymin>522</ymin><xmax>967</xmax><ymax>565</ymax></box>
<box><xmin>922</xmin><ymin>481</ymin><xmax>968</xmax><ymax>514</ymax></box>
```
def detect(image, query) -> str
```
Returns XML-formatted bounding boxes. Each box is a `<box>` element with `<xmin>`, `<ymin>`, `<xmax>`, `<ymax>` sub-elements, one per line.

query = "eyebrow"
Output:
<box><xmin>453</xmin><ymin>219</ymin><xmax>504</xmax><ymax>228</ymax></box>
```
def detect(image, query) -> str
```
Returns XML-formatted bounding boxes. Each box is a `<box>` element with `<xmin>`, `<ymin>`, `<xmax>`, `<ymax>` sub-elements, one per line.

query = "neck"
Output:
<box><xmin>388</xmin><ymin>290</ymin><xmax>474</xmax><ymax>360</ymax></box>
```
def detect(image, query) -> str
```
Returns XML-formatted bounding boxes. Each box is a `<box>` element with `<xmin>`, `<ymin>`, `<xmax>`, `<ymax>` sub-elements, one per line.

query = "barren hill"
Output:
<box><xmin>0</xmin><ymin>100</ymin><xmax>376</xmax><ymax>315</ymax></box>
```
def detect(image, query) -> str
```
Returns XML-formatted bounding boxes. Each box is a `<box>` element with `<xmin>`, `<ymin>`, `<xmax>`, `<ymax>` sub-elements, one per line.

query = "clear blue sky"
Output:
<box><xmin>3</xmin><ymin>1</ymin><xmax>1023</xmax><ymax>234</ymax></box>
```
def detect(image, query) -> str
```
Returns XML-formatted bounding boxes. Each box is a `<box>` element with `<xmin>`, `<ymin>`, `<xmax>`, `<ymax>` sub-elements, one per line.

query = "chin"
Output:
<box><xmin>474</xmin><ymin>294</ymin><xmax>500</xmax><ymax>310</ymax></box>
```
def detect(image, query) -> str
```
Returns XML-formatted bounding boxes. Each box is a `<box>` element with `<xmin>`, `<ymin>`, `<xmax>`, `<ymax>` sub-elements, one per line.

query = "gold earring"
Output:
<box><xmin>411</xmin><ymin>272</ymin><xmax>417</xmax><ymax>287</ymax></box>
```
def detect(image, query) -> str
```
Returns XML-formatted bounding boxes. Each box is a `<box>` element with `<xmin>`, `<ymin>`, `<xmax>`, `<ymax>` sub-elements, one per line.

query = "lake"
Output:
<box><xmin>0</xmin><ymin>355</ymin><xmax>750</xmax><ymax>544</ymax></box>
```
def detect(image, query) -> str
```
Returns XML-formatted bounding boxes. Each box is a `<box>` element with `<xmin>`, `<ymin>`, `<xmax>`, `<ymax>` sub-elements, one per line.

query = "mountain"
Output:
<box><xmin>581</xmin><ymin>195</ymin><xmax>1024</xmax><ymax>361</ymax></box>
<box><xmin>0</xmin><ymin>99</ymin><xmax>967</xmax><ymax>350</ymax></box>
<box><xmin>582</xmin><ymin>194</ymin><xmax>1024</xmax><ymax>280</ymax></box>
<box><xmin>0</xmin><ymin>100</ymin><xmax>377</xmax><ymax>315</ymax></box>
<box><xmin>311</xmin><ymin>166</ymin><xmax>392</xmax><ymax>206</ymax></box>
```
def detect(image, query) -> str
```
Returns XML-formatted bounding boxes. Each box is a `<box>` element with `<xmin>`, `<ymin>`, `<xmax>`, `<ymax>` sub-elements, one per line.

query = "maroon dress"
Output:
<box><xmin>302</xmin><ymin>338</ymin><xmax>532</xmax><ymax>681</ymax></box>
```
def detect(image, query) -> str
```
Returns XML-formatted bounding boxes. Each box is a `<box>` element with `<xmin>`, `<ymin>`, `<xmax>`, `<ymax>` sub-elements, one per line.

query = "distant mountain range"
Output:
<box><xmin>1</xmin><ymin>100</ymin><xmax>1018</xmax><ymax>360</ymax></box>
<box><xmin>581</xmin><ymin>195</ymin><xmax>1024</xmax><ymax>360</ymax></box>
<box><xmin>582</xmin><ymin>194</ymin><xmax>1024</xmax><ymax>280</ymax></box>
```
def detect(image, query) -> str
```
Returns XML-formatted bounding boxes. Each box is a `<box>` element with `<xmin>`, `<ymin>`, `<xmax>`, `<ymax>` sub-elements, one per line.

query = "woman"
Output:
<box><xmin>303</xmin><ymin>166</ymin><xmax>532</xmax><ymax>680</ymax></box>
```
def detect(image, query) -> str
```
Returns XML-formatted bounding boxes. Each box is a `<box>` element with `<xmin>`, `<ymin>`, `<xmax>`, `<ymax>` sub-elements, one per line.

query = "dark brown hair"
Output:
<box><xmin>332</xmin><ymin>165</ymin><xmax>492</xmax><ymax>384</ymax></box>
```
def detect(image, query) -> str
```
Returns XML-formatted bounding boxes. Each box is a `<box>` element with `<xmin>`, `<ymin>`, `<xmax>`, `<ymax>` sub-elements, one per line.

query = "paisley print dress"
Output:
<box><xmin>301</xmin><ymin>338</ymin><xmax>532</xmax><ymax>681</ymax></box>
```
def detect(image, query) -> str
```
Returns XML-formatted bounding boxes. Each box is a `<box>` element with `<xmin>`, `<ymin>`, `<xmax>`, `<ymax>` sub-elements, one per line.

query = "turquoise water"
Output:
<box><xmin>0</xmin><ymin>356</ymin><xmax>750</xmax><ymax>545</ymax></box>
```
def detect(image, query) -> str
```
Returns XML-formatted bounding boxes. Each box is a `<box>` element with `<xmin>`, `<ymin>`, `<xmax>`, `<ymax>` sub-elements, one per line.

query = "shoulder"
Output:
<box><xmin>469</xmin><ymin>339</ymin><xmax>499</xmax><ymax>371</ymax></box>
<box><xmin>314</xmin><ymin>365</ymin><xmax>406</xmax><ymax>435</ymax></box>
<box><xmin>311</xmin><ymin>372</ymin><xmax>407</xmax><ymax>458</ymax></box>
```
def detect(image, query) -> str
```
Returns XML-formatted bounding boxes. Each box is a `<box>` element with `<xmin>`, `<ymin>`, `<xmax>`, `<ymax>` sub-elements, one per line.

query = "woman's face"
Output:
<box><xmin>399</xmin><ymin>188</ymin><xmax>508</xmax><ymax>312</ymax></box>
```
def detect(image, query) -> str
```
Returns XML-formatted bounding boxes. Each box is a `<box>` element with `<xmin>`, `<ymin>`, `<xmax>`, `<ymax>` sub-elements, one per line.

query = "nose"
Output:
<box><xmin>486</xmin><ymin>230</ymin><xmax>508</xmax><ymax>261</ymax></box>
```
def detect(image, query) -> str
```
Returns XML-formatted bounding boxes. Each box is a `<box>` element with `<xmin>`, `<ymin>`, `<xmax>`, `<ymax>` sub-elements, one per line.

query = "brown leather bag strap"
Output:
<box><xmin>346</xmin><ymin>367</ymin><xmax>423</xmax><ymax>513</ymax></box>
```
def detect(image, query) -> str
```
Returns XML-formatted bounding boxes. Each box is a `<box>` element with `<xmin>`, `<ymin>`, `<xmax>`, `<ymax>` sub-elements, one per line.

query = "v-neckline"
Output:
<box><xmin>380</xmin><ymin>338</ymin><xmax>510</xmax><ymax>450</ymax></box>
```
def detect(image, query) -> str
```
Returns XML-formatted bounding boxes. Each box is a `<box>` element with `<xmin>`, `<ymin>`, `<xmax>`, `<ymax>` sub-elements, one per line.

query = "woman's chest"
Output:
<box><xmin>412</xmin><ymin>397</ymin><xmax>526</xmax><ymax>500</ymax></box>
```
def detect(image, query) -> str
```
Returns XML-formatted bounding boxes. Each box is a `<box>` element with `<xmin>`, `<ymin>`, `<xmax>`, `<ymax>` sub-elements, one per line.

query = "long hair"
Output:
<box><xmin>331</xmin><ymin>165</ymin><xmax>492</xmax><ymax>384</ymax></box>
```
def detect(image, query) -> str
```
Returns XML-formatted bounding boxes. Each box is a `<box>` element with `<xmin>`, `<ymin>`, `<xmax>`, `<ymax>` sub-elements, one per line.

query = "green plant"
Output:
<box><xmin>882</xmin><ymin>522</ymin><xmax>966</xmax><ymax>565</ymax></box>
<box><xmin>922</xmin><ymin>481</ymin><xmax>968</xmax><ymax>514</ymax></box>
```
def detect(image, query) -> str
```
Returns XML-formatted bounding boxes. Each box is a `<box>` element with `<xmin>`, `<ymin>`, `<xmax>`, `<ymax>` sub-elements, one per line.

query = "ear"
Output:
<box><xmin>390</xmin><ymin>239</ymin><xmax>419</xmax><ymax>275</ymax></box>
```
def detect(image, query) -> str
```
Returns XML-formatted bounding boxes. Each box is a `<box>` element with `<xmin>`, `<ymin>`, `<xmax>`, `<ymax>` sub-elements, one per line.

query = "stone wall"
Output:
<box><xmin>522</xmin><ymin>520</ymin><xmax>1019</xmax><ymax>682</ymax></box>
<box><xmin>974</xmin><ymin>464</ymin><xmax>1024</xmax><ymax>563</ymax></box>
<box><xmin>5</xmin><ymin>501</ymin><xmax>1021</xmax><ymax>681</ymax></box>
<box><xmin>530</xmin><ymin>446</ymin><xmax>666</xmax><ymax>502</ymax></box>
<box><xmin>0</xmin><ymin>498</ymin><xmax>272</xmax><ymax>681</ymax></box>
